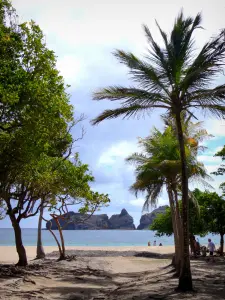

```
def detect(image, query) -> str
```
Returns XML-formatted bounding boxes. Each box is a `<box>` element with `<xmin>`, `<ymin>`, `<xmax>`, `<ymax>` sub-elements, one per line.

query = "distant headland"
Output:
<box><xmin>46</xmin><ymin>206</ymin><xmax>168</xmax><ymax>230</ymax></box>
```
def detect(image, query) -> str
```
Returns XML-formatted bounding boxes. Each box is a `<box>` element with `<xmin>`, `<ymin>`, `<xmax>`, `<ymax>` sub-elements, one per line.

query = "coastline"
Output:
<box><xmin>0</xmin><ymin>245</ymin><xmax>175</xmax><ymax>264</ymax></box>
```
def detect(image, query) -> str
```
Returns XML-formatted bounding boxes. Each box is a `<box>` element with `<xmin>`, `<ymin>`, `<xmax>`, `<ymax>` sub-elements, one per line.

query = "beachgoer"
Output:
<box><xmin>159</xmin><ymin>243</ymin><xmax>162</xmax><ymax>246</ymax></box>
<box><xmin>190</xmin><ymin>235</ymin><xmax>196</xmax><ymax>257</ymax></box>
<box><xmin>153</xmin><ymin>240</ymin><xmax>156</xmax><ymax>246</ymax></box>
<box><xmin>148</xmin><ymin>241</ymin><xmax>151</xmax><ymax>246</ymax></box>
<box><xmin>201</xmin><ymin>246</ymin><xmax>207</xmax><ymax>257</ymax></box>
<box><xmin>207</xmin><ymin>238</ymin><xmax>216</xmax><ymax>262</ymax></box>
<box><xmin>195</xmin><ymin>240</ymin><xmax>200</xmax><ymax>255</ymax></box>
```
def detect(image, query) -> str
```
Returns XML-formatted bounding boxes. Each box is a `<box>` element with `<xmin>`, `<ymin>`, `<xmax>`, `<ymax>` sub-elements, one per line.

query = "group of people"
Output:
<box><xmin>147</xmin><ymin>236</ymin><xmax>219</xmax><ymax>261</ymax></box>
<box><xmin>147</xmin><ymin>241</ymin><xmax>162</xmax><ymax>246</ymax></box>
<box><xmin>190</xmin><ymin>235</ymin><xmax>217</xmax><ymax>261</ymax></box>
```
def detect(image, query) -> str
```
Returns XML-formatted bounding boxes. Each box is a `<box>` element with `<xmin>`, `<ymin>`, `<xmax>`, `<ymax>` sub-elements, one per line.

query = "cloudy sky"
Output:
<box><xmin>1</xmin><ymin>0</ymin><xmax>225</xmax><ymax>228</ymax></box>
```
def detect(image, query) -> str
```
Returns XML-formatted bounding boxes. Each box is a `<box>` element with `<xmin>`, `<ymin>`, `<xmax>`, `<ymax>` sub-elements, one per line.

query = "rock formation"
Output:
<box><xmin>46</xmin><ymin>209</ymin><xmax>135</xmax><ymax>230</ymax></box>
<box><xmin>109</xmin><ymin>209</ymin><xmax>136</xmax><ymax>230</ymax></box>
<box><xmin>137</xmin><ymin>206</ymin><xmax>168</xmax><ymax>230</ymax></box>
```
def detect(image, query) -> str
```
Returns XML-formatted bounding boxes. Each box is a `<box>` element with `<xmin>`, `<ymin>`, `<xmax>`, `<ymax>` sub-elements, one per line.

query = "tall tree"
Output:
<box><xmin>0</xmin><ymin>0</ymin><xmax>82</xmax><ymax>266</ymax></box>
<box><xmin>91</xmin><ymin>12</ymin><xmax>225</xmax><ymax>290</ymax></box>
<box><xmin>126</xmin><ymin>124</ymin><xmax>210</xmax><ymax>273</ymax></box>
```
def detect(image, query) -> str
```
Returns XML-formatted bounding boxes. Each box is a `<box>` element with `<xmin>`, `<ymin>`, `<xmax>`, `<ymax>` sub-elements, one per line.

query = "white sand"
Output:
<box><xmin>1</xmin><ymin>245</ymin><xmax>225</xmax><ymax>299</ymax></box>
<box><xmin>0</xmin><ymin>245</ymin><xmax>175</xmax><ymax>263</ymax></box>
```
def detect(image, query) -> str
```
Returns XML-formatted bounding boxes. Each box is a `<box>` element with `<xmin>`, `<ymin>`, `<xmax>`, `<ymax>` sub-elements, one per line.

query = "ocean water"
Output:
<box><xmin>0</xmin><ymin>228</ymin><xmax>221</xmax><ymax>247</ymax></box>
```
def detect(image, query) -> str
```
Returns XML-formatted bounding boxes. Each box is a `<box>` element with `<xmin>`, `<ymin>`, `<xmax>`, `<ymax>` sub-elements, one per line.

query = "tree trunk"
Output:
<box><xmin>175</xmin><ymin>113</ymin><xmax>193</xmax><ymax>291</ymax></box>
<box><xmin>10</xmin><ymin>215</ymin><xmax>28</xmax><ymax>266</ymax></box>
<box><xmin>43</xmin><ymin>215</ymin><xmax>63</xmax><ymax>259</ymax></box>
<box><xmin>174</xmin><ymin>189</ymin><xmax>182</xmax><ymax>272</ymax></box>
<box><xmin>48</xmin><ymin>225</ymin><xmax>63</xmax><ymax>258</ymax></box>
<box><xmin>55</xmin><ymin>217</ymin><xmax>66</xmax><ymax>260</ymax></box>
<box><xmin>36</xmin><ymin>202</ymin><xmax>45</xmax><ymax>259</ymax></box>
<box><xmin>220</xmin><ymin>233</ymin><xmax>224</xmax><ymax>256</ymax></box>
<box><xmin>167</xmin><ymin>185</ymin><xmax>180</xmax><ymax>274</ymax></box>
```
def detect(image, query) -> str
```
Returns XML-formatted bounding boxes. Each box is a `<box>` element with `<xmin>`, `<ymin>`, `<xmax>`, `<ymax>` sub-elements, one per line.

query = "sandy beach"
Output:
<box><xmin>0</xmin><ymin>245</ymin><xmax>174</xmax><ymax>264</ymax></box>
<box><xmin>0</xmin><ymin>245</ymin><xmax>225</xmax><ymax>299</ymax></box>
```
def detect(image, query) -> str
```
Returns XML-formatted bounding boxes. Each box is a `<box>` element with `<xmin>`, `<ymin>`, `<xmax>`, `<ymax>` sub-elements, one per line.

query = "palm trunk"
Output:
<box><xmin>10</xmin><ymin>215</ymin><xmax>28</xmax><ymax>266</ymax></box>
<box><xmin>174</xmin><ymin>189</ymin><xmax>183</xmax><ymax>272</ymax></box>
<box><xmin>175</xmin><ymin>113</ymin><xmax>192</xmax><ymax>291</ymax></box>
<box><xmin>167</xmin><ymin>185</ymin><xmax>180</xmax><ymax>274</ymax></box>
<box><xmin>36</xmin><ymin>202</ymin><xmax>45</xmax><ymax>259</ymax></box>
<box><xmin>220</xmin><ymin>233</ymin><xmax>224</xmax><ymax>256</ymax></box>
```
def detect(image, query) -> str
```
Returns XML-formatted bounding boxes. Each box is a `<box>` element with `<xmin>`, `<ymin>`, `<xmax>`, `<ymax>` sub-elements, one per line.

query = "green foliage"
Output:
<box><xmin>0</xmin><ymin>1</ymin><xmax>73</xmax><ymax>192</ymax></box>
<box><xmin>151</xmin><ymin>189</ymin><xmax>225</xmax><ymax>237</ymax></box>
<box><xmin>213</xmin><ymin>146</ymin><xmax>225</xmax><ymax>194</ymax></box>
<box><xmin>0</xmin><ymin>0</ymin><xmax>110</xmax><ymax>224</ymax></box>
<box><xmin>194</xmin><ymin>189</ymin><xmax>225</xmax><ymax>235</ymax></box>
<box><xmin>150</xmin><ymin>207</ymin><xmax>173</xmax><ymax>236</ymax></box>
<box><xmin>150</xmin><ymin>201</ymin><xmax>207</xmax><ymax>237</ymax></box>
<box><xmin>126</xmin><ymin>121</ymin><xmax>210</xmax><ymax>211</ymax></box>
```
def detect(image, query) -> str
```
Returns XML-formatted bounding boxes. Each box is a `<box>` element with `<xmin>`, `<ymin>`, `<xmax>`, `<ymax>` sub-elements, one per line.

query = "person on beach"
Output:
<box><xmin>153</xmin><ymin>241</ymin><xmax>156</xmax><ymax>246</ymax></box>
<box><xmin>195</xmin><ymin>239</ymin><xmax>200</xmax><ymax>255</ymax></box>
<box><xmin>148</xmin><ymin>241</ymin><xmax>151</xmax><ymax>246</ymax></box>
<box><xmin>207</xmin><ymin>238</ymin><xmax>216</xmax><ymax>262</ymax></box>
<box><xmin>190</xmin><ymin>235</ymin><xmax>196</xmax><ymax>257</ymax></box>
<box><xmin>201</xmin><ymin>246</ymin><xmax>207</xmax><ymax>257</ymax></box>
<box><xmin>159</xmin><ymin>243</ymin><xmax>162</xmax><ymax>246</ymax></box>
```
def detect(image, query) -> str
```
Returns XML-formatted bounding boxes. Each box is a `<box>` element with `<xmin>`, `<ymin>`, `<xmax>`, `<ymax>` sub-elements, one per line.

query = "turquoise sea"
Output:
<box><xmin>0</xmin><ymin>229</ymin><xmax>221</xmax><ymax>247</ymax></box>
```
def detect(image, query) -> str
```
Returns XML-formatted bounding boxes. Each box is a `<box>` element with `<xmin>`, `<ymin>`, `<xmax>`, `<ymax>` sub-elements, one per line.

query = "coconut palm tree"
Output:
<box><xmin>91</xmin><ymin>12</ymin><xmax>225</xmax><ymax>290</ymax></box>
<box><xmin>126</xmin><ymin>125</ymin><xmax>211</xmax><ymax>273</ymax></box>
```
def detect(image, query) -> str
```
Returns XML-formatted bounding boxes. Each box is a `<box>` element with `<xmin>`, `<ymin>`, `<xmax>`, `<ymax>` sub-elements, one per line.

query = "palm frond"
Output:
<box><xmin>126</xmin><ymin>153</ymin><xmax>148</xmax><ymax>165</ymax></box>
<box><xmin>143</xmin><ymin>183</ymin><xmax>163</xmax><ymax>212</ymax></box>
<box><xmin>113</xmin><ymin>50</ymin><xmax>170</xmax><ymax>96</ymax></box>
<box><xmin>188</xmin><ymin>190</ymin><xmax>200</xmax><ymax>216</ymax></box>
<box><xmin>143</xmin><ymin>24</ymin><xmax>172</xmax><ymax>85</ymax></box>
<box><xmin>181</xmin><ymin>30</ymin><xmax>225</xmax><ymax>92</ymax></box>
<box><xmin>91</xmin><ymin>105</ymin><xmax>151</xmax><ymax>125</ymax></box>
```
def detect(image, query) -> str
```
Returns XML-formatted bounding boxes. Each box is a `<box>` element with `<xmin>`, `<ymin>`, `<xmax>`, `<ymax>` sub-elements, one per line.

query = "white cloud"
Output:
<box><xmin>129</xmin><ymin>196</ymin><xmax>169</xmax><ymax>209</ymax></box>
<box><xmin>97</xmin><ymin>141</ymin><xmax>139</xmax><ymax>166</ymax></box>
<box><xmin>197</xmin><ymin>155</ymin><xmax>221</xmax><ymax>164</ymax></box>
<box><xmin>13</xmin><ymin>0</ymin><xmax>225</xmax><ymax>91</ymax></box>
<box><xmin>129</xmin><ymin>198</ymin><xmax>145</xmax><ymax>207</ymax></box>
<box><xmin>56</xmin><ymin>55</ymin><xmax>87</xmax><ymax>87</ymax></box>
<box><xmin>204</xmin><ymin>119</ymin><xmax>225</xmax><ymax>138</ymax></box>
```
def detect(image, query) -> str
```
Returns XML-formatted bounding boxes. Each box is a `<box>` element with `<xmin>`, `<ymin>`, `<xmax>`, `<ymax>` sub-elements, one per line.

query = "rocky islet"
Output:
<box><xmin>46</xmin><ymin>206</ymin><xmax>167</xmax><ymax>230</ymax></box>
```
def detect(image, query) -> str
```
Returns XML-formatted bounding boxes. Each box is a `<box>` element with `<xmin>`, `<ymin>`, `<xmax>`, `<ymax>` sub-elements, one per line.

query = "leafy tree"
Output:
<box><xmin>150</xmin><ymin>201</ymin><xmax>207</xmax><ymax>238</ymax></box>
<box><xmin>150</xmin><ymin>207</ymin><xmax>173</xmax><ymax>236</ymax></box>
<box><xmin>91</xmin><ymin>12</ymin><xmax>225</xmax><ymax>290</ymax></box>
<box><xmin>43</xmin><ymin>191</ymin><xmax>110</xmax><ymax>260</ymax></box>
<box><xmin>194</xmin><ymin>189</ymin><xmax>225</xmax><ymax>256</ymax></box>
<box><xmin>154</xmin><ymin>189</ymin><xmax>225</xmax><ymax>256</ymax></box>
<box><xmin>0</xmin><ymin>0</ymin><xmax>75</xmax><ymax>266</ymax></box>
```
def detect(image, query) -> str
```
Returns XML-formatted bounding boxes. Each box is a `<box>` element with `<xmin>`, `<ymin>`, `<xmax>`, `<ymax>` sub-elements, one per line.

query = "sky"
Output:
<box><xmin>1</xmin><ymin>0</ymin><xmax>225</xmax><ymax>228</ymax></box>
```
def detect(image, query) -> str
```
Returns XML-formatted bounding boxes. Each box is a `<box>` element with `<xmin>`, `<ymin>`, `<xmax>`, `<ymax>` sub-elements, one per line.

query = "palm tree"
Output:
<box><xmin>91</xmin><ymin>12</ymin><xmax>225</xmax><ymax>290</ymax></box>
<box><xmin>126</xmin><ymin>125</ymin><xmax>211</xmax><ymax>273</ymax></box>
